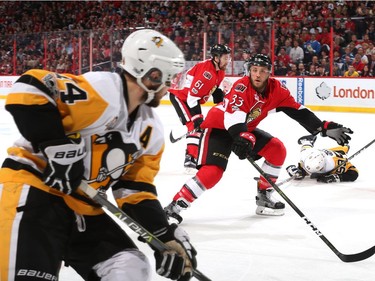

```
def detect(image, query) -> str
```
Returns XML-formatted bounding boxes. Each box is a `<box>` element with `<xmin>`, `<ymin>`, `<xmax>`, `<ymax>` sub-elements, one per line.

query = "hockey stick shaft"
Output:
<box><xmin>247</xmin><ymin>157</ymin><xmax>375</xmax><ymax>262</ymax></box>
<box><xmin>79</xmin><ymin>181</ymin><xmax>211</xmax><ymax>281</ymax></box>
<box><xmin>311</xmin><ymin>138</ymin><xmax>375</xmax><ymax>178</ymax></box>
<box><xmin>254</xmin><ymin>175</ymin><xmax>296</xmax><ymax>187</ymax></box>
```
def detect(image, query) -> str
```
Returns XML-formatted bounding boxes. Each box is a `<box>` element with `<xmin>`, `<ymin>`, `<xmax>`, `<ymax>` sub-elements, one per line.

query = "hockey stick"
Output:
<box><xmin>247</xmin><ymin>156</ymin><xmax>375</xmax><ymax>262</ymax></box>
<box><xmin>79</xmin><ymin>181</ymin><xmax>211</xmax><ymax>281</ymax></box>
<box><xmin>253</xmin><ymin>174</ymin><xmax>297</xmax><ymax>187</ymax></box>
<box><xmin>169</xmin><ymin>127</ymin><xmax>198</xmax><ymax>143</ymax></box>
<box><xmin>310</xmin><ymin>138</ymin><xmax>375</xmax><ymax>179</ymax></box>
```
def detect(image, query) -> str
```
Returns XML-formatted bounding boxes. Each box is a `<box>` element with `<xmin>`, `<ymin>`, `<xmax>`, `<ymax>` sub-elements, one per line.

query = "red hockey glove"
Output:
<box><xmin>231</xmin><ymin>132</ymin><xmax>256</xmax><ymax>160</ymax></box>
<box><xmin>320</xmin><ymin>121</ymin><xmax>353</xmax><ymax>146</ymax></box>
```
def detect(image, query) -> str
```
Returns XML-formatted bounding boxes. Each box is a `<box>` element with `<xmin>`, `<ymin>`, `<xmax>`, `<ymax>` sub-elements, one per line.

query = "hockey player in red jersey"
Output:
<box><xmin>165</xmin><ymin>54</ymin><xmax>353</xmax><ymax>222</ymax></box>
<box><xmin>286</xmin><ymin>134</ymin><xmax>358</xmax><ymax>183</ymax></box>
<box><xmin>0</xmin><ymin>29</ymin><xmax>198</xmax><ymax>281</ymax></box>
<box><xmin>168</xmin><ymin>44</ymin><xmax>231</xmax><ymax>173</ymax></box>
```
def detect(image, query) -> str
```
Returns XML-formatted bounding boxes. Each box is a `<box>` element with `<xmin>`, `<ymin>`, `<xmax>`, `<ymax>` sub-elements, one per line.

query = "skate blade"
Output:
<box><xmin>256</xmin><ymin>206</ymin><xmax>285</xmax><ymax>216</ymax></box>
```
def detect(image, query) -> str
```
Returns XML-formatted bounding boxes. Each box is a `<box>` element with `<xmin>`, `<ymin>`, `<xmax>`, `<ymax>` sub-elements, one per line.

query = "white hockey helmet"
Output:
<box><xmin>302</xmin><ymin>149</ymin><xmax>327</xmax><ymax>174</ymax></box>
<box><xmin>120</xmin><ymin>29</ymin><xmax>185</xmax><ymax>104</ymax></box>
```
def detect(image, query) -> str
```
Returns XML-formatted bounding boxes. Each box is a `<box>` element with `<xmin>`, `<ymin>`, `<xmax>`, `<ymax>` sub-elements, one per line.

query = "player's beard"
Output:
<box><xmin>250</xmin><ymin>76</ymin><xmax>268</xmax><ymax>94</ymax></box>
<box><xmin>142</xmin><ymin>91</ymin><xmax>163</xmax><ymax>107</ymax></box>
<box><xmin>146</xmin><ymin>96</ymin><xmax>160</xmax><ymax>107</ymax></box>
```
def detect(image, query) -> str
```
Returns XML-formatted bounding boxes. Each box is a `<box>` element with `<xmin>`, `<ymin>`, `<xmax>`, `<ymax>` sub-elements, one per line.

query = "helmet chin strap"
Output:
<box><xmin>137</xmin><ymin>77</ymin><xmax>163</xmax><ymax>104</ymax></box>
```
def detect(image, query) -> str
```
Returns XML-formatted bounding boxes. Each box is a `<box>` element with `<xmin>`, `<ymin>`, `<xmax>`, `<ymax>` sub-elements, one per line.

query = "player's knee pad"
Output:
<box><xmin>196</xmin><ymin>165</ymin><xmax>224</xmax><ymax>189</ymax></box>
<box><xmin>93</xmin><ymin>249</ymin><xmax>151</xmax><ymax>281</ymax></box>
<box><xmin>259</xmin><ymin>137</ymin><xmax>286</xmax><ymax>166</ymax></box>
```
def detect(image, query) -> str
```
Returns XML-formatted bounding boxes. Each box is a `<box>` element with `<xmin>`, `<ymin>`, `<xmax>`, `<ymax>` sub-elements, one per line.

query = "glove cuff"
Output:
<box><xmin>40</xmin><ymin>136</ymin><xmax>86</xmax><ymax>165</ymax></box>
<box><xmin>228</xmin><ymin>123</ymin><xmax>248</xmax><ymax>138</ymax></box>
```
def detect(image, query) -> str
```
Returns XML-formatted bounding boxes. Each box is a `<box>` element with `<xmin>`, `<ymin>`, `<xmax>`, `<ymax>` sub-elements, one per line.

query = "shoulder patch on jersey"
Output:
<box><xmin>42</xmin><ymin>73</ymin><xmax>60</xmax><ymax>99</ymax></box>
<box><xmin>203</xmin><ymin>71</ymin><xmax>212</xmax><ymax>80</ymax></box>
<box><xmin>234</xmin><ymin>83</ymin><xmax>247</xmax><ymax>93</ymax></box>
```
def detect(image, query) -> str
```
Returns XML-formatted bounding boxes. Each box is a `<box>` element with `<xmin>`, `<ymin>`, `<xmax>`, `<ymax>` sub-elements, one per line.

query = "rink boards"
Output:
<box><xmin>0</xmin><ymin>75</ymin><xmax>374</xmax><ymax>113</ymax></box>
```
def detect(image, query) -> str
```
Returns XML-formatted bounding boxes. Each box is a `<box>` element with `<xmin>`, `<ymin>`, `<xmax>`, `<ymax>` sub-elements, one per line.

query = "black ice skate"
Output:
<box><xmin>255</xmin><ymin>188</ymin><xmax>285</xmax><ymax>216</ymax></box>
<box><xmin>298</xmin><ymin>134</ymin><xmax>317</xmax><ymax>147</ymax></box>
<box><xmin>164</xmin><ymin>199</ymin><xmax>190</xmax><ymax>224</ymax></box>
<box><xmin>184</xmin><ymin>153</ymin><xmax>197</xmax><ymax>174</ymax></box>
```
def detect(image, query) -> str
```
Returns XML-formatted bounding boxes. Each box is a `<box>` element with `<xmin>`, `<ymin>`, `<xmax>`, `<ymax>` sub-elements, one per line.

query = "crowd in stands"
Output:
<box><xmin>0</xmin><ymin>1</ymin><xmax>374</xmax><ymax>77</ymax></box>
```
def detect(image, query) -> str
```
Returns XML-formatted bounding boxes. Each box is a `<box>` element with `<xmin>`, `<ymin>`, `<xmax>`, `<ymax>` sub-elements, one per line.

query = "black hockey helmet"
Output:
<box><xmin>210</xmin><ymin>44</ymin><xmax>231</xmax><ymax>58</ymax></box>
<box><xmin>248</xmin><ymin>54</ymin><xmax>272</xmax><ymax>70</ymax></box>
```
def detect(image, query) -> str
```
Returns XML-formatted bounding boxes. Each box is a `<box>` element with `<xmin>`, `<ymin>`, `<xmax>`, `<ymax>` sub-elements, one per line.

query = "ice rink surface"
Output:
<box><xmin>1</xmin><ymin>99</ymin><xmax>375</xmax><ymax>281</ymax></box>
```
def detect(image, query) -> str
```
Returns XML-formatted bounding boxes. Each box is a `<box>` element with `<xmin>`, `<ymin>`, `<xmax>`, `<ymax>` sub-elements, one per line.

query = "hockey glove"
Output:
<box><xmin>40</xmin><ymin>134</ymin><xmax>86</xmax><ymax>194</ymax></box>
<box><xmin>212</xmin><ymin>87</ymin><xmax>224</xmax><ymax>103</ymax></box>
<box><xmin>320</xmin><ymin>121</ymin><xmax>353</xmax><ymax>145</ymax></box>
<box><xmin>286</xmin><ymin>165</ymin><xmax>305</xmax><ymax>180</ymax></box>
<box><xmin>231</xmin><ymin>132</ymin><xmax>256</xmax><ymax>160</ymax></box>
<box><xmin>191</xmin><ymin>114</ymin><xmax>204</xmax><ymax>131</ymax></box>
<box><xmin>155</xmin><ymin>223</ymin><xmax>197</xmax><ymax>281</ymax></box>
<box><xmin>317</xmin><ymin>174</ymin><xmax>341</xmax><ymax>183</ymax></box>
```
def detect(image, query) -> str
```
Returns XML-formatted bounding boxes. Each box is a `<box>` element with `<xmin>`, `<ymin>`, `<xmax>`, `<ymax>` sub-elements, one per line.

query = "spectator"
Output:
<box><xmin>303</xmin><ymin>33</ymin><xmax>321</xmax><ymax>63</ymax></box>
<box><xmin>316</xmin><ymin>64</ymin><xmax>329</xmax><ymax>76</ymax></box>
<box><xmin>341</xmin><ymin>55</ymin><xmax>352</xmax><ymax>74</ymax></box>
<box><xmin>344</xmin><ymin>64</ymin><xmax>360</xmax><ymax>77</ymax></box>
<box><xmin>297</xmin><ymin>62</ymin><xmax>308</xmax><ymax>76</ymax></box>
<box><xmin>369</xmin><ymin>52</ymin><xmax>375</xmax><ymax>75</ymax></box>
<box><xmin>307</xmin><ymin>64</ymin><xmax>317</xmax><ymax>76</ymax></box>
<box><xmin>274</xmin><ymin>60</ymin><xmax>288</xmax><ymax>76</ymax></box>
<box><xmin>277</xmin><ymin>47</ymin><xmax>291</xmax><ymax>66</ymax></box>
<box><xmin>287</xmin><ymin>63</ymin><xmax>297</xmax><ymax>76</ymax></box>
<box><xmin>361</xmin><ymin>64</ymin><xmax>371</xmax><ymax>77</ymax></box>
<box><xmin>333</xmin><ymin>63</ymin><xmax>343</xmax><ymax>77</ymax></box>
<box><xmin>352</xmin><ymin>53</ymin><xmax>365</xmax><ymax>74</ymax></box>
<box><xmin>289</xmin><ymin>40</ymin><xmax>304</xmax><ymax>64</ymax></box>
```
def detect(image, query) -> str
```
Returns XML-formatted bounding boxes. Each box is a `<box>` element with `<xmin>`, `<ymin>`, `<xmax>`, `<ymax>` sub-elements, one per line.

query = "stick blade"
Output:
<box><xmin>337</xmin><ymin>245</ymin><xmax>375</xmax><ymax>263</ymax></box>
<box><xmin>169</xmin><ymin>126</ymin><xmax>188</xmax><ymax>143</ymax></box>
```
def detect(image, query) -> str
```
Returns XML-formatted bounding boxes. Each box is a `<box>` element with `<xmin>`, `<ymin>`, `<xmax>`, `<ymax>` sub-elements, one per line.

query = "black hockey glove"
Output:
<box><xmin>212</xmin><ymin>87</ymin><xmax>224</xmax><ymax>103</ymax></box>
<box><xmin>191</xmin><ymin>114</ymin><xmax>204</xmax><ymax>131</ymax></box>
<box><xmin>231</xmin><ymin>132</ymin><xmax>256</xmax><ymax>160</ymax></box>
<box><xmin>317</xmin><ymin>174</ymin><xmax>341</xmax><ymax>183</ymax></box>
<box><xmin>40</xmin><ymin>134</ymin><xmax>86</xmax><ymax>194</ymax></box>
<box><xmin>155</xmin><ymin>223</ymin><xmax>197</xmax><ymax>281</ymax></box>
<box><xmin>320</xmin><ymin>121</ymin><xmax>353</xmax><ymax>145</ymax></box>
<box><xmin>286</xmin><ymin>165</ymin><xmax>305</xmax><ymax>180</ymax></box>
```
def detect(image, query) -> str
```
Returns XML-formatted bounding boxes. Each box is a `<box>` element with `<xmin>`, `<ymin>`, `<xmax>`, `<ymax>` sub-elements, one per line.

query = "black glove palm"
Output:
<box><xmin>40</xmin><ymin>135</ymin><xmax>86</xmax><ymax>194</ymax></box>
<box><xmin>317</xmin><ymin>174</ymin><xmax>341</xmax><ymax>183</ymax></box>
<box><xmin>320</xmin><ymin>121</ymin><xmax>353</xmax><ymax>145</ymax></box>
<box><xmin>155</xmin><ymin>224</ymin><xmax>197</xmax><ymax>281</ymax></box>
<box><xmin>231</xmin><ymin>132</ymin><xmax>256</xmax><ymax>160</ymax></box>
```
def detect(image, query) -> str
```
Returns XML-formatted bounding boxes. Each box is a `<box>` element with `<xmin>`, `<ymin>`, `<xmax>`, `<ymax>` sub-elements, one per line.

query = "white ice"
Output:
<box><xmin>1</xmin><ymin>100</ymin><xmax>375</xmax><ymax>281</ymax></box>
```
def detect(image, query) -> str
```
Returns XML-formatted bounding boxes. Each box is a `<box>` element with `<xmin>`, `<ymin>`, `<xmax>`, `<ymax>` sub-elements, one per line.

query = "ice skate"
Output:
<box><xmin>184</xmin><ymin>153</ymin><xmax>197</xmax><ymax>174</ymax></box>
<box><xmin>298</xmin><ymin>134</ymin><xmax>317</xmax><ymax>146</ymax></box>
<box><xmin>164</xmin><ymin>198</ymin><xmax>190</xmax><ymax>224</ymax></box>
<box><xmin>255</xmin><ymin>188</ymin><xmax>285</xmax><ymax>216</ymax></box>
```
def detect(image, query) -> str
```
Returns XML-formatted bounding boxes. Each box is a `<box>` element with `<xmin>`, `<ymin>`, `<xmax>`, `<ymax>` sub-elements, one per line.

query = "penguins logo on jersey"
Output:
<box><xmin>89</xmin><ymin>131</ymin><xmax>139</xmax><ymax>184</ymax></box>
<box><xmin>152</xmin><ymin>36</ymin><xmax>164</xmax><ymax>48</ymax></box>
